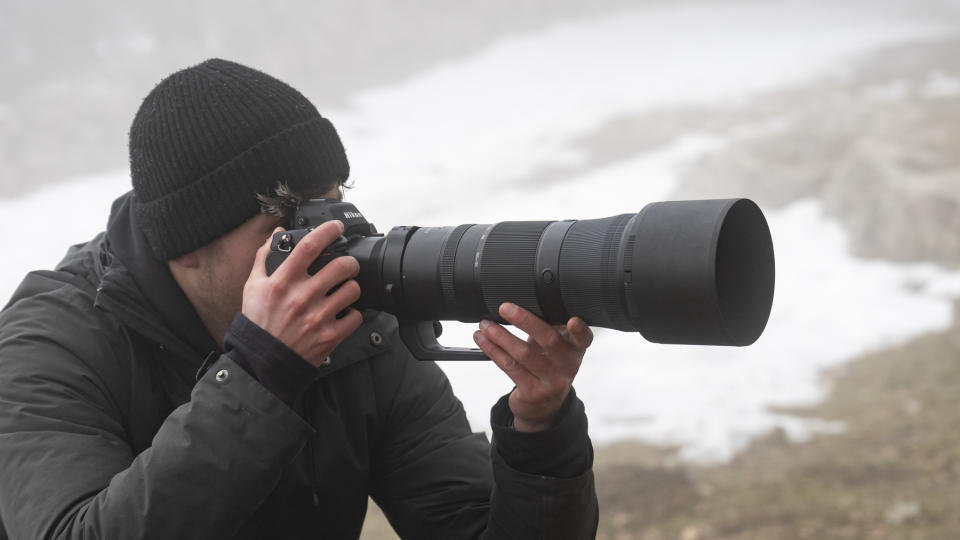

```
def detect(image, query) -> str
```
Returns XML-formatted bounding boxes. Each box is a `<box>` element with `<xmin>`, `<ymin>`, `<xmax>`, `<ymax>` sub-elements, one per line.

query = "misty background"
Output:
<box><xmin>0</xmin><ymin>0</ymin><xmax>642</xmax><ymax>193</ymax></box>
<box><xmin>4</xmin><ymin>1</ymin><xmax>960</xmax><ymax>536</ymax></box>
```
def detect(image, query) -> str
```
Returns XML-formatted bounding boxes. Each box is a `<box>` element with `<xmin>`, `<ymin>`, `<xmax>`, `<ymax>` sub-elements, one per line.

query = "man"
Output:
<box><xmin>0</xmin><ymin>59</ymin><xmax>598</xmax><ymax>539</ymax></box>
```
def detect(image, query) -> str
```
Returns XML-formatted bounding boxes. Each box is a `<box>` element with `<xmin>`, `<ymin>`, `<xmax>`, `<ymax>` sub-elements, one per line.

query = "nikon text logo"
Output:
<box><xmin>343</xmin><ymin>212</ymin><xmax>363</xmax><ymax>219</ymax></box>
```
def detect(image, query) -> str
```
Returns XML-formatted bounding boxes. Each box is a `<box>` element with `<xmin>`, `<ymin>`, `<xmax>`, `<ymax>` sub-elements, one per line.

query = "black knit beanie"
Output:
<box><xmin>129</xmin><ymin>58</ymin><xmax>350</xmax><ymax>261</ymax></box>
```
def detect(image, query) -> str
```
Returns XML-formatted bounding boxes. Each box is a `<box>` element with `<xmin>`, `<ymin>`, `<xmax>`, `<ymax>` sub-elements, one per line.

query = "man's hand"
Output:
<box><xmin>473</xmin><ymin>303</ymin><xmax>593</xmax><ymax>432</ymax></box>
<box><xmin>242</xmin><ymin>220</ymin><xmax>363</xmax><ymax>367</ymax></box>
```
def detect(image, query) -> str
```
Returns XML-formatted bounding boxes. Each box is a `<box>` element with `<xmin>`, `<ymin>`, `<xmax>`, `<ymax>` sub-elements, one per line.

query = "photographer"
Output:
<box><xmin>0</xmin><ymin>59</ymin><xmax>598</xmax><ymax>538</ymax></box>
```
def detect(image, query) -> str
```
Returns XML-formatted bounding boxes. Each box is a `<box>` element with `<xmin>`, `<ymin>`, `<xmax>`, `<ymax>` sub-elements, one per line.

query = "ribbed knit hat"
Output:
<box><xmin>129</xmin><ymin>58</ymin><xmax>349</xmax><ymax>260</ymax></box>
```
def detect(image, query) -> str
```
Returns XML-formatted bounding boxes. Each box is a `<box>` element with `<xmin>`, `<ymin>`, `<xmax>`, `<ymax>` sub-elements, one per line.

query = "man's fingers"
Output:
<box><xmin>479</xmin><ymin>320</ymin><xmax>554</xmax><ymax>377</ymax></box>
<box><xmin>499</xmin><ymin>303</ymin><xmax>566</xmax><ymax>353</ymax></box>
<box><xmin>474</xmin><ymin>330</ymin><xmax>538</xmax><ymax>389</ymax></box>
<box><xmin>566</xmin><ymin>317</ymin><xmax>594</xmax><ymax>350</ymax></box>
<box><xmin>319</xmin><ymin>279</ymin><xmax>361</xmax><ymax>320</ymax></box>
<box><xmin>272</xmin><ymin>220</ymin><xmax>344</xmax><ymax>281</ymax></box>
<box><xmin>331</xmin><ymin>308</ymin><xmax>364</xmax><ymax>337</ymax></box>
<box><xmin>306</xmin><ymin>255</ymin><xmax>360</xmax><ymax>296</ymax></box>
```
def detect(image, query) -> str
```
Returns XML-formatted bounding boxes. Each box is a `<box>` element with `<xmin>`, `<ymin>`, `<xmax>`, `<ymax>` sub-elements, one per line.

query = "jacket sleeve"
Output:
<box><xmin>368</xmin><ymin>345</ymin><xmax>598</xmax><ymax>539</ymax></box>
<box><xmin>0</xmin><ymin>296</ymin><xmax>312</xmax><ymax>540</ymax></box>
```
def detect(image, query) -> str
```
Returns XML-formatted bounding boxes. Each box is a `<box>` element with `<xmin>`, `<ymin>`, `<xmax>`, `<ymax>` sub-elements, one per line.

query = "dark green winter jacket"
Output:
<box><xmin>0</xmin><ymin>192</ymin><xmax>598</xmax><ymax>539</ymax></box>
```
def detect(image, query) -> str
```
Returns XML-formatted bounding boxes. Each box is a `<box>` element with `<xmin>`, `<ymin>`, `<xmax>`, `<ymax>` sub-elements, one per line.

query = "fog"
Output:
<box><xmin>3</xmin><ymin>0</ymin><xmax>960</xmax><ymax>461</ymax></box>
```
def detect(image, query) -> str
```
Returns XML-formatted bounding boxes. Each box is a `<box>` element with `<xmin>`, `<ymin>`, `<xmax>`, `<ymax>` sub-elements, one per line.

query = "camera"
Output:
<box><xmin>267</xmin><ymin>198</ymin><xmax>775</xmax><ymax>361</ymax></box>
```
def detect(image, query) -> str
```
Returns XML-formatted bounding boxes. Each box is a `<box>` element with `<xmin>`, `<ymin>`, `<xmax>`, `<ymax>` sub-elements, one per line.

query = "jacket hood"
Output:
<box><xmin>95</xmin><ymin>191</ymin><xmax>219</xmax><ymax>363</ymax></box>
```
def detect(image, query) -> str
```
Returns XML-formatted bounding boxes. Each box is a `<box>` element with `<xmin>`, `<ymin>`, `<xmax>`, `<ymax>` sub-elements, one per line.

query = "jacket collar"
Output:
<box><xmin>95</xmin><ymin>191</ymin><xmax>218</xmax><ymax>364</ymax></box>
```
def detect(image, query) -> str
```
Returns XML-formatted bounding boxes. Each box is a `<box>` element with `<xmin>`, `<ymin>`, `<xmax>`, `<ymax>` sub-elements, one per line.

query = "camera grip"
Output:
<box><xmin>265</xmin><ymin>230</ymin><xmax>350</xmax><ymax>276</ymax></box>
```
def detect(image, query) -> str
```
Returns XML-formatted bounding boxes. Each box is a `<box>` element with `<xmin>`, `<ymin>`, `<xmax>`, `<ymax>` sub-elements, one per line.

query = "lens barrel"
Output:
<box><xmin>345</xmin><ymin>198</ymin><xmax>774</xmax><ymax>347</ymax></box>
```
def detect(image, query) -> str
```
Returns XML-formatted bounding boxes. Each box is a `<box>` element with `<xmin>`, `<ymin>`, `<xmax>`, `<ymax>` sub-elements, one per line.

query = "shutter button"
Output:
<box><xmin>215</xmin><ymin>369</ymin><xmax>229</xmax><ymax>382</ymax></box>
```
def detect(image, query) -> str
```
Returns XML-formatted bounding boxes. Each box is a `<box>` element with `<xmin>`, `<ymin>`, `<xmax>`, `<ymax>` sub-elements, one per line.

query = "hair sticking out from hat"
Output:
<box><xmin>257</xmin><ymin>181</ymin><xmax>347</xmax><ymax>224</ymax></box>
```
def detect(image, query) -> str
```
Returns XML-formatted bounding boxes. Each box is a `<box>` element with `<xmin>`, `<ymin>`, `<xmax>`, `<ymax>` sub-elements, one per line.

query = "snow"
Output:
<box><xmin>921</xmin><ymin>70</ymin><xmax>960</xmax><ymax>98</ymax></box>
<box><xmin>337</xmin><ymin>0</ymin><xmax>948</xmax><ymax>217</ymax></box>
<box><xmin>2</xmin><ymin>1</ymin><xmax>957</xmax><ymax>462</ymax></box>
<box><xmin>0</xmin><ymin>171</ymin><xmax>129</xmax><ymax>303</ymax></box>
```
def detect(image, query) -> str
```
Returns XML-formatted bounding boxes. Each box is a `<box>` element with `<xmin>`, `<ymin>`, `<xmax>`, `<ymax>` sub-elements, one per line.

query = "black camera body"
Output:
<box><xmin>266</xmin><ymin>199</ymin><xmax>379</xmax><ymax>278</ymax></box>
<box><xmin>267</xmin><ymin>198</ymin><xmax>776</xmax><ymax>361</ymax></box>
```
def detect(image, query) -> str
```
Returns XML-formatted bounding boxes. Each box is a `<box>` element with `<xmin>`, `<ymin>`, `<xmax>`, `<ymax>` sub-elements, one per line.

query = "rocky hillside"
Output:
<box><xmin>673</xmin><ymin>37</ymin><xmax>960</xmax><ymax>268</ymax></box>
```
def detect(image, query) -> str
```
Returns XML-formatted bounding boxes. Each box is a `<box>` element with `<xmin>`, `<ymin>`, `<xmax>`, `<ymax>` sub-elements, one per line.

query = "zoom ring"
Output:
<box><xmin>479</xmin><ymin>221</ymin><xmax>552</xmax><ymax>318</ymax></box>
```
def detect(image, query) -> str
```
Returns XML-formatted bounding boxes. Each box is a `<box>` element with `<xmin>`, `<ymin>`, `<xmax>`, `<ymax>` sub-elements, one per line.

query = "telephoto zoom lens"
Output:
<box><xmin>343</xmin><ymin>198</ymin><xmax>775</xmax><ymax>347</ymax></box>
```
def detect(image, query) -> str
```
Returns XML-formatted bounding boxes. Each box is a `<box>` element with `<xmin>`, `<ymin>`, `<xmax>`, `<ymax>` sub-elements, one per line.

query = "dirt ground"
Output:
<box><xmin>591</xmin><ymin>303</ymin><xmax>960</xmax><ymax>539</ymax></box>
